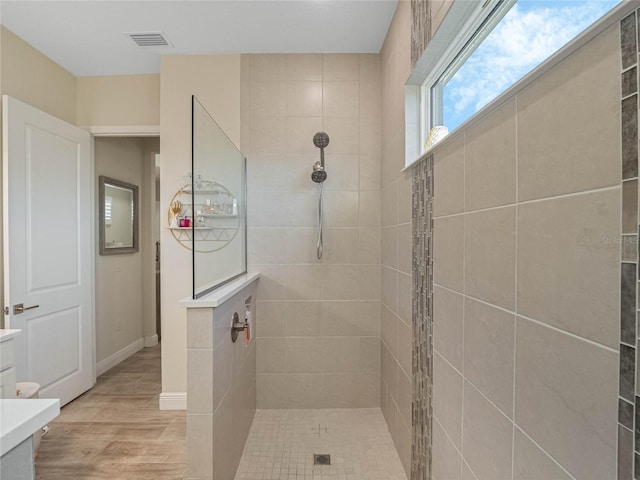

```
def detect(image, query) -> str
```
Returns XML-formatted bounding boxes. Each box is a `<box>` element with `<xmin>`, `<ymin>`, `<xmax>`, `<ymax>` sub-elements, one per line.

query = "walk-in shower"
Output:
<box><xmin>311</xmin><ymin>131</ymin><xmax>329</xmax><ymax>259</ymax></box>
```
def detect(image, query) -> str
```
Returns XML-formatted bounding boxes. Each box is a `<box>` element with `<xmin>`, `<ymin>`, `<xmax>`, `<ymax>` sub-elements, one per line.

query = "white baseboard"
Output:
<box><xmin>159</xmin><ymin>392</ymin><xmax>187</xmax><ymax>410</ymax></box>
<box><xmin>144</xmin><ymin>334</ymin><xmax>158</xmax><ymax>347</ymax></box>
<box><xmin>96</xmin><ymin>338</ymin><xmax>144</xmax><ymax>377</ymax></box>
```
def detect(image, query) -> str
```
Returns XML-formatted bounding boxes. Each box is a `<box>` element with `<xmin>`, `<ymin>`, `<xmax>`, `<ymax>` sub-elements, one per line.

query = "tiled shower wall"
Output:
<box><xmin>427</xmin><ymin>22</ymin><xmax>621</xmax><ymax>480</ymax></box>
<box><xmin>240</xmin><ymin>54</ymin><xmax>383</xmax><ymax>409</ymax></box>
<box><xmin>380</xmin><ymin>1</ymin><xmax>414</xmax><ymax>476</ymax></box>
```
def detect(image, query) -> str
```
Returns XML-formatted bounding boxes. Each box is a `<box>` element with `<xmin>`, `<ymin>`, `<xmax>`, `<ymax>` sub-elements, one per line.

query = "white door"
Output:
<box><xmin>3</xmin><ymin>96</ymin><xmax>94</xmax><ymax>406</ymax></box>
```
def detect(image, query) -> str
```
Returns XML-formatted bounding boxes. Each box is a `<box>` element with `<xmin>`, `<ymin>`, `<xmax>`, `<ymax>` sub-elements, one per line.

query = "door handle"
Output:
<box><xmin>13</xmin><ymin>303</ymin><xmax>39</xmax><ymax>314</ymax></box>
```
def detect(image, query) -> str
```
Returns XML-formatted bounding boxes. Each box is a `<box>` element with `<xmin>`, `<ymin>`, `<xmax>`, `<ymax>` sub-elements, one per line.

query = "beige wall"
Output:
<box><xmin>0</xmin><ymin>26</ymin><xmax>77</xmax><ymax>125</ymax></box>
<box><xmin>160</xmin><ymin>55</ymin><xmax>241</xmax><ymax>398</ymax></box>
<box><xmin>241</xmin><ymin>53</ymin><xmax>382</xmax><ymax>409</ymax></box>
<box><xmin>379</xmin><ymin>1</ymin><xmax>413</xmax><ymax>475</ymax></box>
<box><xmin>429</xmin><ymin>22</ymin><xmax>620</xmax><ymax>480</ymax></box>
<box><xmin>94</xmin><ymin>137</ymin><xmax>159</xmax><ymax>366</ymax></box>
<box><xmin>0</xmin><ymin>26</ymin><xmax>78</xmax><ymax>329</ymax></box>
<box><xmin>77</xmin><ymin>74</ymin><xmax>160</xmax><ymax>127</ymax></box>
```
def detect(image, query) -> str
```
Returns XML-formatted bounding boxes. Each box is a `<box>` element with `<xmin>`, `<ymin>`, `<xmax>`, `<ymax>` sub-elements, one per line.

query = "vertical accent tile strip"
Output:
<box><xmin>411</xmin><ymin>153</ymin><xmax>434</xmax><ymax>480</ymax></box>
<box><xmin>620</xmin><ymin>12</ymin><xmax>640</xmax><ymax>479</ymax></box>
<box><xmin>622</xmin><ymin>12</ymin><xmax>637</xmax><ymax>70</ymax></box>
<box><xmin>622</xmin><ymin>95</ymin><xmax>638</xmax><ymax>179</ymax></box>
<box><xmin>411</xmin><ymin>0</ymin><xmax>431</xmax><ymax>68</ymax></box>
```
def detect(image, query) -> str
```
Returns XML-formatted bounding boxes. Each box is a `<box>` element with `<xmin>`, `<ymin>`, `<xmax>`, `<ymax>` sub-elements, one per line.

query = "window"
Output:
<box><xmin>422</xmin><ymin>0</ymin><xmax>621</xmax><ymax>142</ymax></box>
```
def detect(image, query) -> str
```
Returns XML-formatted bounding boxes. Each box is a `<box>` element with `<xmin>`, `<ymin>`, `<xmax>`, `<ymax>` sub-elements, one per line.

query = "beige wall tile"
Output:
<box><xmin>322</xmin><ymin>337</ymin><xmax>360</xmax><ymax>373</ymax></box>
<box><xmin>359</xmin><ymin>191</ymin><xmax>382</xmax><ymax>227</ymax></box>
<box><xmin>322</xmin><ymin>228</ymin><xmax>358</xmax><ymax>264</ymax></box>
<box><xmin>397</xmin><ymin>223</ymin><xmax>412</xmax><ymax>275</ymax></box>
<box><xmin>323</xmin><ymin>117</ymin><xmax>359</xmax><ymax>154</ymax></box>
<box><xmin>360</xmin><ymin>154</ymin><xmax>382</xmax><ymax>191</ymax></box>
<box><xmin>396</xmin><ymin>412</ymin><xmax>412</xmax><ymax>477</ymax></box>
<box><xmin>382</xmin><ymin>226</ymin><xmax>399</xmax><ymax>269</ymax></box>
<box><xmin>463</xmin><ymin>382</ymin><xmax>513</xmax><ymax>480</ymax></box>
<box><xmin>464</xmin><ymin>298</ymin><xmax>515</xmax><ymax>417</ymax></box>
<box><xmin>256</xmin><ymin>373</ymin><xmax>288</xmax><ymax>408</ymax></box>
<box><xmin>187</xmin><ymin>349</ymin><xmax>214</xmax><ymax>415</ymax></box>
<box><xmin>286</xmin><ymin>337</ymin><xmax>322</xmax><ymax>373</ymax></box>
<box><xmin>186</xmin><ymin>308</ymin><xmax>214</xmax><ymax>349</ymax></box>
<box><xmin>322</xmin><ymin>373</ymin><xmax>359</xmax><ymax>407</ymax></box>
<box><xmin>285</xmin><ymin>191</ymin><xmax>319</xmax><ymax>227</ymax></box>
<box><xmin>286</xmin><ymin>301</ymin><xmax>322</xmax><ymax>337</ymax></box>
<box><xmin>323</xmin><ymin>154</ymin><xmax>359</xmax><ymax>191</ymax></box>
<box><xmin>323</xmin><ymin>54</ymin><xmax>360</xmax><ymax>81</ymax></box>
<box><xmin>360</xmin><ymin>265</ymin><xmax>382</xmax><ymax>301</ymax></box>
<box><xmin>286</xmin><ymin>116</ymin><xmax>324</xmax><ymax>155</ymax></box>
<box><xmin>250</xmin><ymin>54</ymin><xmax>287</xmax><ymax>81</ymax></box>
<box><xmin>250</xmin><ymin>265</ymin><xmax>286</xmax><ymax>301</ymax></box>
<box><xmin>322</xmin><ymin>264</ymin><xmax>359</xmax><ymax>300</ymax></box>
<box><xmin>212</xmin><ymin>393</ymin><xmax>235</xmax><ymax>480</ymax></box>
<box><xmin>257</xmin><ymin>337</ymin><xmax>285</xmax><ymax>373</ymax></box>
<box><xmin>514</xmin><ymin>317</ymin><xmax>618</xmax><ymax>479</ymax></box>
<box><xmin>286</xmin><ymin>373</ymin><xmax>324</xmax><ymax>408</ymax></box>
<box><xmin>212</xmin><ymin>339</ymin><xmax>232</xmax><ymax>410</ymax></box>
<box><xmin>359</xmin><ymin>337</ymin><xmax>381</xmax><ymax>373</ymax></box>
<box><xmin>433</xmin><ymin>215</ymin><xmax>464</xmax><ymax>292</ymax></box>
<box><xmin>517</xmin><ymin>25</ymin><xmax>620</xmax><ymax>202</ymax></box>
<box><xmin>396</xmin><ymin>318</ymin><xmax>412</xmax><ymax>377</ymax></box>
<box><xmin>360</xmin><ymin>80</ymin><xmax>381</xmax><ymax>120</ymax></box>
<box><xmin>433</xmin><ymin>351</ymin><xmax>463</xmax><ymax>449</ymax></box>
<box><xmin>465</xmin><ymin>99</ymin><xmax>516</xmax><ymax>212</ymax></box>
<box><xmin>381</xmin><ymin>266</ymin><xmax>399</xmax><ymax>313</ymax></box>
<box><xmin>360</xmin><ymin>301</ymin><xmax>381</xmax><ymax>336</ymax></box>
<box><xmin>433</xmin><ymin>286</ymin><xmax>464</xmax><ymax>371</ymax></box>
<box><xmin>249</xmin><ymin>115</ymin><xmax>287</xmax><ymax>154</ymax></box>
<box><xmin>513</xmin><ymin>427</ymin><xmax>572</xmax><ymax>480</ymax></box>
<box><xmin>323</xmin><ymin>191</ymin><xmax>359</xmax><ymax>227</ymax></box>
<box><xmin>433</xmin><ymin>133</ymin><xmax>465</xmax><ymax>217</ymax></box>
<box><xmin>382</xmin><ymin>180</ymin><xmax>399</xmax><ymax>227</ymax></box>
<box><xmin>465</xmin><ymin>206</ymin><xmax>516</xmax><ymax>310</ymax></box>
<box><xmin>187</xmin><ymin>414</ymin><xmax>213</xmax><ymax>478</ymax></box>
<box><xmin>246</xmin><ymin>154</ymin><xmax>294</xmax><ymax>192</ymax></box>
<box><xmin>250</xmin><ymin>81</ymin><xmax>287</xmax><ymax>117</ymax></box>
<box><xmin>358</xmin><ymin>227</ymin><xmax>381</xmax><ymax>265</ymax></box>
<box><xmin>433</xmin><ymin>420</ymin><xmax>462</xmax><ymax>480</ymax></box>
<box><xmin>397</xmin><ymin>368</ymin><xmax>412</xmax><ymax>427</ymax></box>
<box><xmin>517</xmin><ymin>188</ymin><xmax>620</xmax><ymax>348</ymax></box>
<box><xmin>360</xmin><ymin>54</ymin><xmax>381</xmax><ymax>83</ymax></box>
<box><xmin>323</xmin><ymin>81</ymin><xmax>360</xmax><ymax>118</ymax></box>
<box><xmin>285</xmin><ymin>228</ymin><xmax>321</xmax><ymax>264</ymax></box>
<box><xmin>286</xmin><ymin>81</ymin><xmax>322</xmax><ymax>117</ymax></box>
<box><xmin>285</xmin><ymin>54</ymin><xmax>323</xmax><ymax>81</ymax></box>
<box><xmin>397</xmin><ymin>272</ymin><xmax>412</xmax><ymax>324</ymax></box>
<box><xmin>248</xmin><ymin>227</ymin><xmax>287</xmax><ymax>264</ymax></box>
<box><xmin>381</xmin><ymin>305</ymin><xmax>398</xmax><ymax>360</ymax></box>
<box><xmin>285</xmin><ymin>264</ymin><xmax>322</xmax><ymax>301</ymax></box>
<box><xmin>321</xmin><ymin>301</ymin><xmax>362</xmax><ymax>336</ymax></box>
<box><xmin>247</xmin><ymin>191</ymin><xmax>288</xmax><ymax>227</ymax></box>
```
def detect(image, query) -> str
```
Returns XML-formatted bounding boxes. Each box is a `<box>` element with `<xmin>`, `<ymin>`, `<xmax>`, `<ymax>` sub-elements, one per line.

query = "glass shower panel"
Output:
<box><xmin>191</xmin><ymin>95</ymin><xmax>247</xmax><ymax>298</ymax></box>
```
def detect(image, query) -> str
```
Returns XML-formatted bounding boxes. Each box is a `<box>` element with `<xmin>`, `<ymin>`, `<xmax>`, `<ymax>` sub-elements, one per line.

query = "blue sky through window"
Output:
<box><xmin>442</xmin><ymin>0</ymin><xmax>621</xmax><ymax>131</ymax></box>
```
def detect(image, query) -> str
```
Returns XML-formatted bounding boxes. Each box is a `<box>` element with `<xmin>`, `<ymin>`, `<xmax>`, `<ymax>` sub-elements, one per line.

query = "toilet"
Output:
<box><xmin>16</xmin><ymin>382</ymin><xmax>45</xmax><ymax>455</ymax></box>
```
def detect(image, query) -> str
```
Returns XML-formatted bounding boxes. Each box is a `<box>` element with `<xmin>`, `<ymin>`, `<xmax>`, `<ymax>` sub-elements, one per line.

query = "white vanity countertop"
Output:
<box><xmin>180</xmin><ymin>272</ymin><xmax>260</xmax><ymax>308</ymax></box>
<box><xmin>0</xmin><ymin>329</ymin><xmax>21</xmax><ymax>342</ymax></box>
<box><xmin>0</xmin><ymin>398</ymin><xmax>60</xmax><ymax>456</ymax></box>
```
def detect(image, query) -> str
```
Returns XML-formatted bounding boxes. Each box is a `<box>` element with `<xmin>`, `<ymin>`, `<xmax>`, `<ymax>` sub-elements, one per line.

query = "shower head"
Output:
<box><xmin>313</xmin><ymin>132</ymin><xmax>330</xmax><ymax>149</ymax></box>
<box><xmin>311</xmin><ymin>161</ymin><xmax>327</xmax><ymax>183</ymax></box>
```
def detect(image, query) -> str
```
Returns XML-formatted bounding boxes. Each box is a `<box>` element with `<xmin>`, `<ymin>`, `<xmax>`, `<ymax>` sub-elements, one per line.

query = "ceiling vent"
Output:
<box><xmin>126</xmin><ymin>32</ymin><xmax>172</xmax><ymax>48</ymax></box>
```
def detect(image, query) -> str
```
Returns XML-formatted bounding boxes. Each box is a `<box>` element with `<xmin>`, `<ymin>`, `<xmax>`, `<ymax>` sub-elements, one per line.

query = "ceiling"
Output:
<box><xmin>0</xmin><ymin>0</ymin><xmax>398</xmax><ymax>77</ymax></box>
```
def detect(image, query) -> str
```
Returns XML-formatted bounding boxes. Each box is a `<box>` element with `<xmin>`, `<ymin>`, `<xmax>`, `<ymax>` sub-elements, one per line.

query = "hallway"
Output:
<box><xmin>35</xmin><ymin>345</ymin><xmax>186</xmax><ymax>479</ymax></box>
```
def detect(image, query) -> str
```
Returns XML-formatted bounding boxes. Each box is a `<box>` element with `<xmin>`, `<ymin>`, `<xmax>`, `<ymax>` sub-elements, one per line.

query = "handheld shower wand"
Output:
<box><xmin>311</xmin><ymin>132</ymin><xmax>329</xmax><ymax>259</ymax></box>
<box><xmin>311</xmin><ymin>132</ymin><xmax>329</xmax><ymax>183</ymax></box>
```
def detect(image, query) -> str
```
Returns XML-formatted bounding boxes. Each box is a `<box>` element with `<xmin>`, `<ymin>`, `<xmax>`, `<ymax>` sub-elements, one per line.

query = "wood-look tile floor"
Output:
<box><xmin>35</xmin><ymin>344</ymin><xmax>186</xmax><ymax>480</ymax></box>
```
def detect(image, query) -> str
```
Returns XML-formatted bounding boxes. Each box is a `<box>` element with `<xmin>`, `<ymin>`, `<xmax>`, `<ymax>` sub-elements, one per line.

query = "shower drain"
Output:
<box><xmin>313</xmin><ymin>454</ymin><xmax>331</xmax><ymax>465</ymax></box>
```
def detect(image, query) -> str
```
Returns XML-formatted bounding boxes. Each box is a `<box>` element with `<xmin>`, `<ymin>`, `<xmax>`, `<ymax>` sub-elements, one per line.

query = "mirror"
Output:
<box><xmin>99</xmin><ymin>176</ymin><xmax>138</xmax><ymax>255</ymax></box>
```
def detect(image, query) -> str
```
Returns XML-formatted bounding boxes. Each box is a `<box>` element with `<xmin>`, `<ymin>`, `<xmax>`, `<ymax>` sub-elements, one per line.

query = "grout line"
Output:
<box><xmin>434</xmin><ymin>283</ymin><xmax>618</xmax><ymax>354</ymax></box>
<box><xmin>513</xmin><ymin>424</ymin><xmax>577</xmax><ymax>480</ymax></box>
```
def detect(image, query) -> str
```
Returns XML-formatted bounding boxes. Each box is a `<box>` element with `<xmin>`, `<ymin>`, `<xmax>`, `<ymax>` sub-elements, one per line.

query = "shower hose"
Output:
<box><xmin>317</xmin><ymin>182</ymin><xmax>324</xmax><ymax>260</ymax></box>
